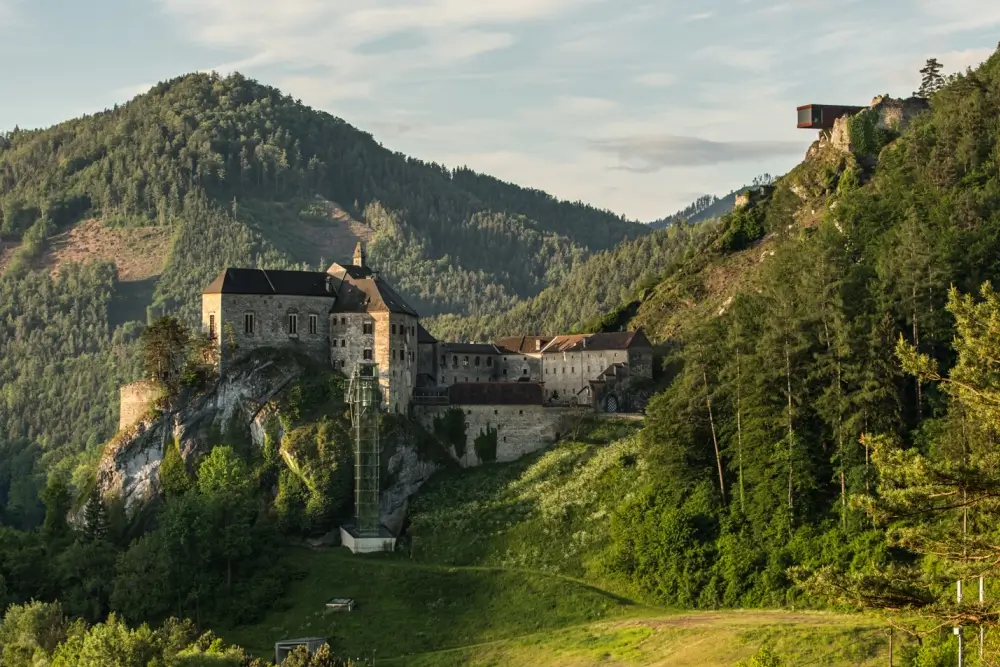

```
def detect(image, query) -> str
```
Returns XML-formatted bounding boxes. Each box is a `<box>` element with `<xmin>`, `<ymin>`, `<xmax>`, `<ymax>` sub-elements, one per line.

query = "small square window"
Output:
<box><xmin>363</xmin><ymin>322</ymin><xmax>373</xmax><ymax>335</ymax></box>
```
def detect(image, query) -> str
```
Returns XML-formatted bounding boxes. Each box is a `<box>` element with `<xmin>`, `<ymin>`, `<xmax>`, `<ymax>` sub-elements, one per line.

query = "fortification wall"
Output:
<box><xmin>118</xmin><ymin>380</ymin><xmax>165</xmax><ymax>432</ymax></box>
<box><xmin>413</xmin><ymin>404</ymin><xmax>586</xmax><ymax>467</ymax></box>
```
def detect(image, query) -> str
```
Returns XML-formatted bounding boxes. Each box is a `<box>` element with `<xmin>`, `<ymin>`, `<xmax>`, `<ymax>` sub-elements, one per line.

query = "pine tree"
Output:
<box><xmin>82</xmin><ymin>488</ymin><xmax>109</xmax><ymax>541</ymax></box>
<box><xmin>916</xmin><ymin>58</ymin><xmax>945</xmax><ymax>98</ymax></box>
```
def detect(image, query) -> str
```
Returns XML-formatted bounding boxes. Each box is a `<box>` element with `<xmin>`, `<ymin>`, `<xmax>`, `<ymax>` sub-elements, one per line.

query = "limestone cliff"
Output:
<box><xmin>98</xmin><ymin>350</ymin><xmax>447</xmax><ymax>534</ymax></box>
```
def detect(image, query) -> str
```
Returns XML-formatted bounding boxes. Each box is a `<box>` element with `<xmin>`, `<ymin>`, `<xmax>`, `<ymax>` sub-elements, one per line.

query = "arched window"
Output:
<box><xmin>474</xmin><ymin>356</ymin><xmax>480</xmax><ymax>367</ymax></box>
<box><xmin>486</xmin><ymin>357</ymin><xmax>493</xmax><ymax>367</ymax></box>
<box><xmin>452</xmin><ymin>355</ymin><xmax>458</xmax><ymax>368</ymax></box>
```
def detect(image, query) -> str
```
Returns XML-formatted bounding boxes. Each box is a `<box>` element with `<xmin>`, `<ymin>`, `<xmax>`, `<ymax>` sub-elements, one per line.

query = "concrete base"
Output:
<box><xmin>340</xmin><ymin>525</ymin><xmax>397</xmax><ymax>554</ymax></box>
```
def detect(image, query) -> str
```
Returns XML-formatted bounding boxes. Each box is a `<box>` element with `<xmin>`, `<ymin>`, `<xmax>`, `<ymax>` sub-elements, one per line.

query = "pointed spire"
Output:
<box><xmin>353</xmin><ymin>242</ymin><xmax>366</xmax><ymax>268</ymax></box>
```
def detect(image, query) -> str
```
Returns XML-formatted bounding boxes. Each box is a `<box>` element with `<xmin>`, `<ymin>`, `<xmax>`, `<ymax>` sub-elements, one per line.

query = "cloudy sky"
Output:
<box><xmin>0</xmin><ymin>1</ymin><xmax>997</xmax><ymax>221</ymax></box>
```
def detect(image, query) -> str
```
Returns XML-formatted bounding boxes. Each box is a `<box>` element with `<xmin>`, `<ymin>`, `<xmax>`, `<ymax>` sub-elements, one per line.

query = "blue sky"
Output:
<box><xmin>1</xmin><ymin>0</ymin><xmax>998</xmax><ymax>221</ymax></box>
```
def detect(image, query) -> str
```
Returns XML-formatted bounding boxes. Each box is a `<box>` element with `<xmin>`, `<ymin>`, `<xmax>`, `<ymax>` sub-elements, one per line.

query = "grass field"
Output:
<box><xmin>226</xmin><ymin>421</ymin><xmax>899</xmax><ymax>666</ymax></box>
<box><xmin>224</xmin><ymin>548</ymin><xmax>894</xmax><ymax>666</ymax></box>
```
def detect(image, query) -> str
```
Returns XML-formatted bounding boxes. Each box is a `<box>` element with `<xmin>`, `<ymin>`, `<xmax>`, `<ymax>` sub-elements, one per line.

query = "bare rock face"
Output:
<box><xmin>97</xmin><ymin>355</ymin><xmax>292</xmax><ymax>512</ymax></box>
<box><xmin>99</xmin><ymin>351</ymin><xmax>447</xmax><ymax>535</ymax></box>
<box><xmin>381</xmin><ymin>444</ymin><xmax>442</xmax><ymax>534</ymax></box>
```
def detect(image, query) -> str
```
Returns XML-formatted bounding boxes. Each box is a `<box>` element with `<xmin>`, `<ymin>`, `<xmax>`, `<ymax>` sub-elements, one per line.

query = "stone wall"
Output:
<box><xmin>377</xmin><ymin>313</ymin><xmax>418</xmax><ymax>414</ymax></box>
<box><xmin>118</xmin><ymin>380</ymin><xmax>165</xmax><ymax>432</ymax></box>
<box><xmin>496</xmin><ymin>351</ymin><xmax>540</xmax><ymax>382</ymax></box>
<box><xmin>330</xmin><ymin>311</ymin><xmax>375</xmax><ymax>375</ymax></box>
<box><xmin>416</xmin><ymin>341</ymin><xmax>437</xmax><ymax>386</ymax></box>
<box><xmin>413</xmin><ymin>404</ymin><xmax>586</xmax><ymax>467</ymax></box>
<box><xmin>542</xmin><ymin>349</ymin><xmax>631</xmax><ymax>404</ymax></box>
<box><xmin>204</xmin><ymin>293</ymin><xmax>336</xmax><ymax>368</ymax></box>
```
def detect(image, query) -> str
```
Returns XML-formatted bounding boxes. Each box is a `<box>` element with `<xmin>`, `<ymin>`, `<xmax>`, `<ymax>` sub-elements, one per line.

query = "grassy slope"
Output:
<box><xmin>227</xmin><ymin>419</ymin><xmax>894</xmax><ymax>666</ymax></box>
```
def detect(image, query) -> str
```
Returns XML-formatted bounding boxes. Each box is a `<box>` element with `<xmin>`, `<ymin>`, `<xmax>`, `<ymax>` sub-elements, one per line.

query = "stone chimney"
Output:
<box><xmin>353</xmin><ymin>242</ymin><xmax>367</xmax><ymax>268</ymax></box>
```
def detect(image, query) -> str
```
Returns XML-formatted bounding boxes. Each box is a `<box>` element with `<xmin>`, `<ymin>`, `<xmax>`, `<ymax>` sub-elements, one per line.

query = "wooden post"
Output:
<box><xmin>888</xmin><ymin>626</ymin><xmax>893</xmax><ymax>667</ymax></box>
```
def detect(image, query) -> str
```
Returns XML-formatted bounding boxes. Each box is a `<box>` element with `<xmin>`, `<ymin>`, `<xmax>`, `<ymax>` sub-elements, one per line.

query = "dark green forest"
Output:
<box><xmin>0</xmin><ymin>71</ymin><xmax>648</xmax><ymax>529</ymax></box>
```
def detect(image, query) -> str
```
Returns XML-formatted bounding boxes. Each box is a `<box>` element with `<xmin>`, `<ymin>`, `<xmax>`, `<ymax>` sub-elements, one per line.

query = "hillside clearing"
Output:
<box><xmin>42</xmin><ymin>219</ymin><xmax>173</xmax><ymax>281</ymax></box>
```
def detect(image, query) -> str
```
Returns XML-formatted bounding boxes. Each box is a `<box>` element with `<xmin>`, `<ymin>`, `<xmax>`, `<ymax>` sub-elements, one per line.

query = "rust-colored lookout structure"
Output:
<box><xmin>797</xmin><ymin>104</ymin><xmax>866</xmax><ymax>130</ymax></box>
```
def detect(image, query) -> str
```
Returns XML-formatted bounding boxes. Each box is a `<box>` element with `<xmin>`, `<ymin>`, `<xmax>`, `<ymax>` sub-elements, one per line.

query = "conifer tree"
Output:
<box><xmin>916</xmin><ymin>58</ymin><xmax>945</xmax><ymax>98</ymax></box>
<box><xmin>81</xmin><ymin>488</ymin><xmax>109</xmax><ymax>542</ymax></box>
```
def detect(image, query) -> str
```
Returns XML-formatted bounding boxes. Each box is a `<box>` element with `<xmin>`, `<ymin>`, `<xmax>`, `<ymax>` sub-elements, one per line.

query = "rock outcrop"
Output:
<box><xmin>99</xmin><ymin>350</ymin><xmax>447</xmax><ymax>533</ymax></box>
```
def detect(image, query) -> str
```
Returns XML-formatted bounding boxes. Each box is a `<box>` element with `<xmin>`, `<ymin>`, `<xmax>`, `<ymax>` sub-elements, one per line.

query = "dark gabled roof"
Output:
<box><xmin>440</xmin><ymin>343</ymin><xmax>503</xmax><ymax>355</ymax></box>
<box><xmin>494</xmin><ymin>336</ymin><xmax>552</xmax><ymax>354</ymax></box>
<box><xmin>542</xmin><ymin>329</ymin><xmax>651</xmax><ymax>352</ymax></box>
<box><xmin>330</xmin><ymin>274</ymin><xmax>419</xmax><ymax>317</ymax></box>
<box><xmin>448</xmin><ymin>382</ymin><xmax>543</xmax><ymax>405</ymax></box>
<box><xmin>203</xmin><ymin>268</ymin><xmax>338</xmax><ymax>297</ymax></box>
<box><xmin>417</xmin><ymin>323</ymin><xmax>437</xmax><ymax>344</ymax></box>
<box><xmin>328</xmin><ymin>262</ymin><xmax>375</xmax><ymax>280</ymax></box>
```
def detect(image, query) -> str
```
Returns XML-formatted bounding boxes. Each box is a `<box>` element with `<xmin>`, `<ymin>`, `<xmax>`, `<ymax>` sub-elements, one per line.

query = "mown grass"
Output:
<box><xmin>223</xmin><ymin>548</ymin><xmax>643</xmax><ymax>662</ymax></box>
<box><xmin>395</xmin><ymin>612</ymin><xmax>896</xmax><ymax>667</ymax></box>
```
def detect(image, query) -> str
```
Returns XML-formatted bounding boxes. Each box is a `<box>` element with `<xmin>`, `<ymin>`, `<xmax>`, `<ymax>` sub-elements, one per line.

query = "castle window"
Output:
<box><xmin>363</xmin><ymin>349</ymin><xmax>373</xmax><ymax>360</ymax></box>
<box><xmin>340</xmin><ymin>360</ymin><xmax>345</xmax><ymax>368</ymax></box>
<box><xmin>452</xmin><ymin>355</ymin><xmax>458</xmax><ymax>368</ymax></box>
<box><xmin>208</xmin><ymin>314</ymin><xmax>216</xmax><ymax>340</ymax></box>
<box><xmin>287</xmin><ymin>313</ymin><xmax>298</xmax><ymax>335</ymax></box>
<box><xmin>503</xmin><ymin>369</ymin><xmax>507</xmax><ymax>376</ymax></box>
<box><xmin>571</xmin><ymin>367</ymin><xmax>574</xmax><ymax>373</ymax></box>
<box><xmin>486</xmin><ymin>357</ymin><xmax>493</xmax><ymax>367</ymax></box>
<box><xmin>392</xmin><ymin>324</ymin><xmax>397</xmax><ymax>335</ymax></box>
<box><xmin>523</xmin><ymin>368</ymin><xmax>528</xmax><ymax>375</ymax></box>
<box><xmin>363</xmin><ymin>322</ymin><xmax>373</xmax><ymax>335</ymax></box>
<box><xmin>441</xmin><ymin>354</ymin><xmax>446</xmax><ymax>366</ymax></box>
<box><xmin>474</xmin><ymin>356</ymin><xmax>480</xmax><ymax>367</ymax></box>
<box><xmin>341</xmin><ymin>317</ymin><xmax>346</xmax><ymax>325</ymax></box>
<box><xmin>309</xmin><ymin>314</ymin><xmax>318</xmax><ymax>335</ymax></box>
<box><xmin>340</xmin><ymin>339</ymin><xmax>346</xmax><ymax>347</ymax></box>
<box><xmin>463</xmin><ymin>356</ymin><xmax>469</xmax><ymax>368</ymax></box>
<box><xmin>244</xmin><ymin>312</ymin><xmax>255</xmax><ymax>335</ymax></box>
<box><xmin>562</xmin><ymin>367</ymin><xmax>565</xmax><ymax>374</ymax></box>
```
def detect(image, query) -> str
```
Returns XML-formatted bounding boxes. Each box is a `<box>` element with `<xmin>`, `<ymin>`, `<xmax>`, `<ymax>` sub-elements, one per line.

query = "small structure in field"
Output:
<box><xmin>325</xmin><ymin>598</ymin><xmax>356</xmax><ymax>611</ymax></box>
<box><xmin>274</xmin><ymin>637</ymin><xmax>328</xmax><ymax>665</ymax></box>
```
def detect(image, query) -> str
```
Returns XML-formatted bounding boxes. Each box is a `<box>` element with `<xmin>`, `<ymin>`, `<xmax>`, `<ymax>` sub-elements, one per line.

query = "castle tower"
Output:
<box><xmin>353</xmin><ymin>242</ymin><xmax>366</xmax><ymax>268</ymax></box>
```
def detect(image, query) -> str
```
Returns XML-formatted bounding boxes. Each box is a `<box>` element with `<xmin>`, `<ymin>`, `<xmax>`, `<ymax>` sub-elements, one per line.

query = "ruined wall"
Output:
<box><xmin>118</xmin><ymin>380</ymin><xmax>166</xmax><ymax>432</ymax></box>
<box><xmin>413</xmin><ymin>404</ymin><xmax>586</xmax><ymax>467</ymax></box>
<box><xmin>205</xmin><ymin>293</ymin><xmax>335</xmax><ymax>368</ymax></box>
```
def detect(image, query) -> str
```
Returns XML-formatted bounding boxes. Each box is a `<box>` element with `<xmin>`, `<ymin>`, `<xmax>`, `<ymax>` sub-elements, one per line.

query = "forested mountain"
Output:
<box><xmin>0</xmin><ymin>71</ymin><xmax>646</xmax><ymax>526</ymax></box>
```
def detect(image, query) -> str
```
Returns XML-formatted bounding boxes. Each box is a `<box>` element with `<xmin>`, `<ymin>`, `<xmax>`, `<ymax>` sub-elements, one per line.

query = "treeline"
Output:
<box><xmin>0</xmin><ymin>71</ymin><xmax>645</xmax><ymax>319</ymax></box>
<box><xmin>603</xmin><ymin>48</ymin><xmax>1000</xmax><ymax>611</ymax></box>
<box><xmin>425</xmin><ymin>218</ymin><xmax>720</xmax><ymax>341</ymax></box>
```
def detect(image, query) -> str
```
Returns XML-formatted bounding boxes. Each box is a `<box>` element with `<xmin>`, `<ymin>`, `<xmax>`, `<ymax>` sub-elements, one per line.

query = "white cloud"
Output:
<box><xmin>695</xmin><ymin>44</ymin><xmax>775</xmax><ymax>73</ymax></box>
<box><xmin>682</xmin><ymin>11</ymin><xmax>714</xmax><ymax>22</ymax></box>
<box><xmin>554</xmin><ymin>95</ymin><xmax>619</xmax><ymax>116</ymax></box>
<box><xmin>632</xmin><ymin>72</ymin><xmax>674</xmax><ymax>87</ymax></box>
<box><xmin>920</xmin><ymin>0</ymin><xmax>1000</xmax><ymax>34</ymax></box>
<box><xmin>938</xmin><ymin>48</ymin><xmax>995</xmax><ymax>74</ymax></box>
<box><xmin>111</xmin><ymin>82</ymin><xmax>155</xmax><ymax>102</ymax></box>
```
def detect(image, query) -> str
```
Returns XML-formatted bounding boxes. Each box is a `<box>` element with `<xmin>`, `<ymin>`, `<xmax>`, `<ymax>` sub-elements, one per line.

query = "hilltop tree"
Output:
<box><xmin>139</xmin><ymin>316</ymin><xmax>191</xmax><ymax>393</ymax></box>
<box><xmin>916</xmin><ymin>58</ymin><xmax>945</xmax><ymax>97</ymax></box>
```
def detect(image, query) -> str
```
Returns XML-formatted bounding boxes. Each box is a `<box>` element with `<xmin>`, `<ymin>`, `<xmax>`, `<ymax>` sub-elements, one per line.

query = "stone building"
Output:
<box><xmin>537</xmin><ymin>330</ymin><xmax>653</xmax><ymax>406</ymax></box>
<box><xmin>199</xmin><ymin>242</ymin><xmax>654</xmax><ymax>416</ymax></box>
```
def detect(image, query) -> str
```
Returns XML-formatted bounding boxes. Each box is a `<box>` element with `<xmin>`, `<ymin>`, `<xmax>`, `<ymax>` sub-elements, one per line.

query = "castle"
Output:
<box><xmin>197</xmin><ymin>243</ymin><xmax>653</xmax><ymax>462</ymax></box>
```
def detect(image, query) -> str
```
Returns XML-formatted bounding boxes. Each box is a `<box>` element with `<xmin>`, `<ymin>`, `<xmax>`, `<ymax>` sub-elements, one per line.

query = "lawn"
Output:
<box><xmin>222</xmin><ymin>547</ymin><xmax>643</xmax><ymax>662</ymax></box>
<box><xmin>396</xmin><ymin>611</ymin><xmax>894</xmax><ymax>666</ymax></box>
